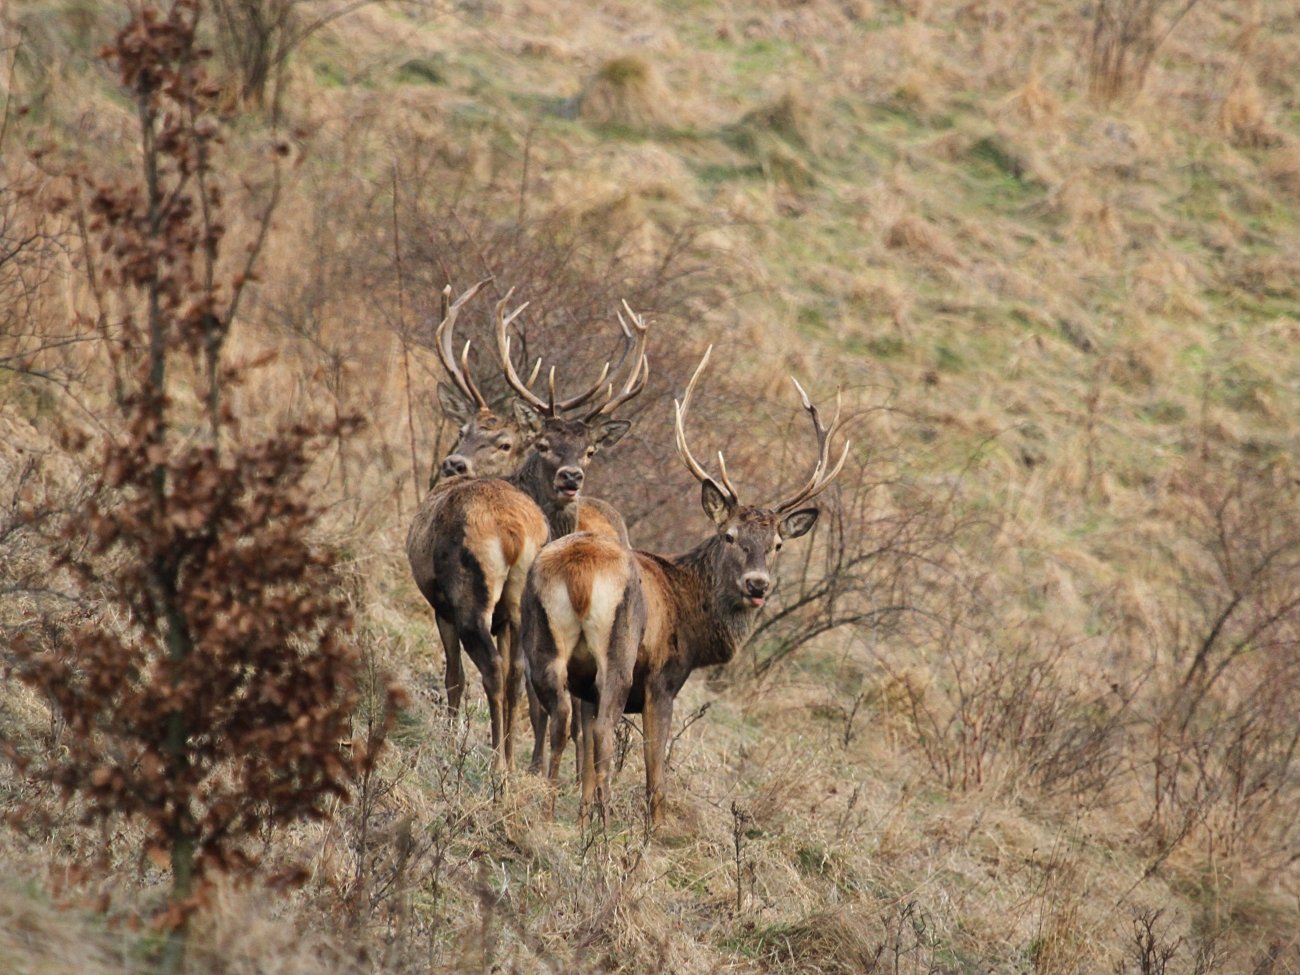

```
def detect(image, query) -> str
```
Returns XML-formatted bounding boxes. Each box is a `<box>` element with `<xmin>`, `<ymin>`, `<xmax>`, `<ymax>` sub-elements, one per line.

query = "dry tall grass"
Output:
<box><xmin>2</xmin><ymin>0</ymin><xmax>1298</xmax><ymax>972</ymax></box>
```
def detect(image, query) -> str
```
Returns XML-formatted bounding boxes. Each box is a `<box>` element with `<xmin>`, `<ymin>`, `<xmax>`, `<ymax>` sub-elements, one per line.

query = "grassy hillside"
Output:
<box><xmin>2</xmin><ymin>1</ymin><xmax>1297</xmax><ymax>973</ymax></box>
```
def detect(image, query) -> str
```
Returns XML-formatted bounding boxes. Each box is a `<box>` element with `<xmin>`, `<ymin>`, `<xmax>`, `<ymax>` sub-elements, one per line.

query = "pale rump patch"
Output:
<box><xmin>580</xmin><ymin>573</ymin><xmax>626</xmax><ymax>661</ymax></box>
<box><xmin>464</xmin><ymin>483</ymin><xmax>547</xmax><ymax>570</ymax></box>
<box><xmin>537</xmin><ymin>575</ymin><xmax>583</xmax><ymax>666</ymax></box>
<box><xmin>535</xmin><ymin>534</ymin><xmax>633</xmax><ymax>668</ymax></box>
<box><xmin>530</xmin><ymin>535</ymin><xmax>626</xmax><ymax>618</ymax></box>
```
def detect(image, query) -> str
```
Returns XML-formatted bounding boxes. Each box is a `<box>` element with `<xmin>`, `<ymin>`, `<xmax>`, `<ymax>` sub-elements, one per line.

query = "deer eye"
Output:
<box><xmin>774</xmin><ymin>539</ymin><xmax>783</xmax><ymax>552</ymax></box>
<box><xmin>723</xmin><ymin>530</ymin><xmax>736</xmax><ymax>545</ymax></box>
<box><xmin>535</xmin><ymin>441</ymin><xmax>550</xmax><ymax>454</ymax></box>
<box><xmin>585</xmin><ymin>446</ymin><xmax>596</xmax><ymax>458</ymax></box>
<box><xmin>496</xmin><ymin>441</ymin><xmax>512</xmax><ymax>452</ymax></box>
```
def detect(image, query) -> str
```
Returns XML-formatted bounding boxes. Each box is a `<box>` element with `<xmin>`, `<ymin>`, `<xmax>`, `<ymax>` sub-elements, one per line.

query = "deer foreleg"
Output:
<box><xmin>642</xmin><ymin>682</ymin><xmax>674</xmax><ymax>828</ymax></box>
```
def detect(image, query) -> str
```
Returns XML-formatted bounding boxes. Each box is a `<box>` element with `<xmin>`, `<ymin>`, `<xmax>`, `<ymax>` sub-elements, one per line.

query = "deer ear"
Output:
<box><xmin>779</xmin><ymin>507</ymin><xmax>819</xmax><ymax>540</ymax></box>
<box><xmin>511</xmin><ymin>399</ymin><xmax>543</xmax><ymax>436</ymax></box>
<box><xmin>437</xmin><ymin>382</ymin><xmax>476</xmax><ymax>426</ymax></box>
<box><xmin>701</xmin><ymin>481</ymin><xmax>733</xmax><ymax>527</ymax></box>
<box><xmin>591</xmin><ymin>418</ymin><xmax>631</xmax><ymax>451</ymax></box>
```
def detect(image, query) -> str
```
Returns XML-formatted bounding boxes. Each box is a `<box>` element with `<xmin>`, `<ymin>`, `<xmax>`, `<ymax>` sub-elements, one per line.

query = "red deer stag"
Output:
<box><xmin>522</xmin><ymin>346</ymin><xmax>849</xmax><ymax>824</ymax></box>
<box><xmin>407</xmin><ymin>284</ymin><xmax>648</xmax><ymax>770</ymax></box>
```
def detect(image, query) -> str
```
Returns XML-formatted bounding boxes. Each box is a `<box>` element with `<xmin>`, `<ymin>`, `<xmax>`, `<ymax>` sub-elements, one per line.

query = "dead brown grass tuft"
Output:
<box><xmin>755</xmin><ymin>907</ymin><xmax>887</xmax><ymax>974</ymax></box>
<box><xmin>736</xmin><ymin>89</ymin><xmax>820</xmax><ymax>153</ymax></box>
<box><xmin>1218</xmin><ymin>69</ymin><xmax>1282</xmax><ymax>149</ymax></box>
<box><xmin>1259</xmin><ymin>147</ymin><xmax>1300</xmax><ymax>200</ymax></box>
<box><xmin>885</xmin><ymin>214</ymin><xmax>963</xmax><ymax>269</ymax></box>
<box><xmin>577</xmin><ymin>55</ymin><xmax>674</xmax><ymax>131</ymax></box>
<box><xmin>0</xmin><ymin>884</ymin><xmax>128</xmax><ymax>975</ymax></box>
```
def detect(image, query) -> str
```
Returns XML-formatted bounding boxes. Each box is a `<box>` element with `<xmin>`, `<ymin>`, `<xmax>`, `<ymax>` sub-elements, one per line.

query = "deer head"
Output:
<box><xmin>431</xmin><ymin>279</ymin><xmax>537</xmax><ymax>480</ymax></box>
<box><xmin>674</xmin><ymin>346</ymin><xmax>849</xmax><ymax>609</ymax></box>
<box><xmin>494</xmin><ymin>291</ymin><xmax>650</xmax><ymax>508</ymax></box>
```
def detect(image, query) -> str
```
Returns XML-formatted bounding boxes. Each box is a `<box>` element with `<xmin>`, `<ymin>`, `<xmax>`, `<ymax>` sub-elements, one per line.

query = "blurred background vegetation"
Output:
<box><xmin>1</xmin><ymin>1</ymin><xmax>1297</xmax><ymax>972</ymax></box>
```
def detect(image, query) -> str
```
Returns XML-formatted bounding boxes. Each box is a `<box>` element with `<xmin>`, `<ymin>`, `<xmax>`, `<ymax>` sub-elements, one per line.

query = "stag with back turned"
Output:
<box><xmin>407</xmin><ymin>281</ymin><xmax>649</xmax><ymax>769</ymax></box>
<box><xmin>522</xmin><ymin>346</ymin><xmax>849</xmax><ymax>824</ymax></box>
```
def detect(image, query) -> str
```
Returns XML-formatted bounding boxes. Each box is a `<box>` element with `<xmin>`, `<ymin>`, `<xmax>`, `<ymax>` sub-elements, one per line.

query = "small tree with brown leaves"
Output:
<box><xmin>6</xmin><ymin>2</ymin><xmax>398</xmax><ymax>968</ymax></box>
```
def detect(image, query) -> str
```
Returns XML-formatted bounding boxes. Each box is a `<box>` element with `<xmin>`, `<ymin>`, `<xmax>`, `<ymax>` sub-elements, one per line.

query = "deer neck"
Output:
<box><xmin>671</xmin><ymin>536</ymin><xmax>761</xmax><ymax>670</ymax></box>
<box><xmin>505</xmin><ymin>452</ymin><xmax>551</xmax><ymax>503</ymax></box>
<box><xmin>506</xmin><ymin>453</ymin><xmax>580</xmax><ymax>538</ymax></box>
<box><xmin>542</xmin><ymin>496</ymin><xmax>580</xmax><ymax>539</ymax></box>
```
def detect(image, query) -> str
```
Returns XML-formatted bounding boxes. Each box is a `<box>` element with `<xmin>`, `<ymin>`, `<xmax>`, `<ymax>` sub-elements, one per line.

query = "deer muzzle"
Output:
<box><xmin>554</xmin><ymin>466</ymin><xmax>584</xmax><ymax>500</ymax></box>
<box><xmin>741</xmin><ymin>572</ymin><xmax>771</xmax><ymax>608</ymax></box>
<box><xmin>441</xmin><ymin>454</ymin><xmax>471</xmax><ymax>478</ymax></box>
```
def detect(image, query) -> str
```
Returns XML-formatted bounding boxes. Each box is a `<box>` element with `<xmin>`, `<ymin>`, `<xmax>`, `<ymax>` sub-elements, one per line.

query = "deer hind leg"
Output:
<box><xmin>498</xmin><ymin>622</ymin><xmax>523</xmax><ymax>772</ymax></box>
<box><xmin>591</xmin><ymin>602</ymin><xmax>638</xmax><ymax>826</ymax></box>
<box><xmin>577</xmin><ymin>698</ymin><xmax>599</xmax><ymax>829</ymax></box>
<box><xmin>525</xmin><ymin>602</ymin><xmax>576</xmax><ymax>818</ymax></box>
<box><xmin>496</xmin><ymin>553</ymin><xmax>535</xmax><ymax>773</ymax></box>
<box><xmin>436</xmin><ymin>615</ymin><xmax>464</xmax><ymax>720</ymax></box>
<box><xmin>570</xmin><ymin>696</ymin><xmax>583</xmax><ymax>787</ymax></box>
<box><xmin>544</xmin><ymin>677</ymin><xmax>573</xmax><ymax>820</ymax></box>
<box><xmin>459</xmin><ymin>617</ymin><xmax>506</xmax><ymax>772</ymax></box>
<box><xmin>524</xmin><ymin>666</ymin><xmax>548</xmax><ymax>775</ymax></box>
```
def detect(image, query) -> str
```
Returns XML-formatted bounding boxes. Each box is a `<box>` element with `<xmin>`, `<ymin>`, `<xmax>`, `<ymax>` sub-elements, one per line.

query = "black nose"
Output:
<box><xmin>744</xmin><ymin>577</ymin><xmax>769</xmax><ymax>597</ymax></box>
<box><xmin>441</xmin><ymin>455</ymin><xmax>469</xmax><ymax>477</ymax></box>
<box><xmin>556</xmin><ymin>466</ymin><xmax>584</xmax><ymax>489</ymax></box>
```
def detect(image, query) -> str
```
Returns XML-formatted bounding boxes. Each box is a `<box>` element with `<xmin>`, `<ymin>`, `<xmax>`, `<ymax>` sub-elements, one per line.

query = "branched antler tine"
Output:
<box><xmin>621</xmin><ymin>299</ymin><xmax>650</xmax><ymax>336</ymax></box>
<box><xmin>494</xmin><ymin>292</ymin><xmax>550</xmax><ymax>413</ymax></box>
<box><xmin>673</xmin><ymin>346</ymin><xmax>734</xmax><ymax>502</ymax></box>
<box><xmin>608</xmin><ymin>308</ymin><xmax>638</xmax><ymax>375</ymax></box>
<box><xmin>716</xmin><ymin>450</ymin><xmax>740</xmax><ymax>502</ymax></box>
<box><xmin>553</xmin><ymin>358</ymin><xmax>613</xmax><ymax>412</ymax></box>
<box><xmin>618</xmin><ymin>302</ymin><xmax>651</xmax><ymax>377</ymax></box>
<box><xmin>673</xmin><ymin>401</ymin><xmax>713</xmax><ymax>485</ymax></box>
<box><xmin>457</xmin><ymin>340</ymin><xmax>486</xmax><ymax>408</ymax></box>
<box><xmin>774</xmin><ymin>378</ymin><xmax>850</xmax><ymax>513</ymax></box>
<box><xmin>434</xmin><ymin>278</ymin><xmax>492</xmax><ymax>408</ymax></box>
<box><xmin>526</xmin><ymin>356</ymin><xmax>542</xmax><ymax>388</ymax></box>
<box><xmin>563</xmin><ymin>301</ymin><xmax>651</xmax><ymax>419</ymax></box>
<box><xmin>585</xmin><ymin>351</ymin><xmax>650</xmax><ymax>419</ymax></box>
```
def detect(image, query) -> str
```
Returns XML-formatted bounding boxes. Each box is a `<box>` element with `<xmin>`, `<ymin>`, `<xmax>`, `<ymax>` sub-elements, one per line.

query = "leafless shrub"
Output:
<box><xmin>3</xmin><ymin>4</ymin><xmax>402</xmax><ymax>968</ymax></box>
<box><xmin>1142</xmin><ymin>460</ymin><xmax>1300</xmax><ymax>869</ymax></box>
<box><xmin>208</xmin><ymin>0</ymin><xmax>383</xmax><ymax>117</ymax></box>
<box><xmin>891</xmin><ymin>609</ymin><xmax>1131</xmax><ymax>798</ymax></box>
<box><xmin>1087</xmin><ymin>0</ymin><xmax>1203</xmax><ymax>105</ymax></box>
<box><xmin>1114</xmin><ymin>907</ymin><xmax>1223</xmax><ymax>975</ymax></box>
<box><xmin>0</xmin><ymin>46</ymin><xmax>88</xmax><ymax>404</ymax></box>
<box><xmin>747</xmin><ymin>444</ymin><xmax>960</xmax><ymax>679</ymax></box>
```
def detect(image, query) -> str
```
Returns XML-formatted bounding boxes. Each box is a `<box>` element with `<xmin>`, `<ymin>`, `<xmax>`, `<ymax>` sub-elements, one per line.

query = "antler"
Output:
<box><xmin>582</xmin><ymin>299</ymin><xmax>651</xmax><ymax>420</ymax></box>
<box><xmin>492</xmin><ymin>288</ymin><xmax>554</xmax><ymax>413</ymax></box>
<box><xmin>773</xmin><ymin>377</ymin><xmax>851</xmax><ymax>514</ymax></box>
<box><xmin>435</xmin><ymin>278</ymin><xmax>494</xmax><ymax>409</ymax></box>
<box><xmin>673</xmin><ymin>346</ymin><xmax>738</xmax><ymax>507</ymax></box>
<box><xmin>496</xmin><ymin>293</ymin><xmax>652</xmax><ymax>418</ymax></box>
<box><xmin>495</xmin><ymin>290</ymin><xmax>619</xmax><ymax>416</ymax></box>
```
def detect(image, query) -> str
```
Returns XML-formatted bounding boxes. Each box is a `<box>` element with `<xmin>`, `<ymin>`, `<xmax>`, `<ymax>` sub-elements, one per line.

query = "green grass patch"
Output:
<box><xmin>395</xmin><ymin>57</ymin><xmax>447</xmax><ymax>86</ymax></box>
<box><xmin>864</xmin><ymin>334</ymin><xmax>907</xmax><ymax>358</ymax></box>
<box><xmin>1141</xmin><ymin>399</ymin><xmax>1188</xmax><ymax>424</ymax></box>
<box><xmin>934</xmin><ymin>342</ymin><xmax>965</xmax><ymax>373</ymax></box>
<box><xmin>693</xmin><ymin>159</ymin><xmax>765</xmax><ymax>184</ymax></box>
<box><xmin>313</xmin><ymin>59</ymin><xmax>347</xmax><ymax>88</ymax></box>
